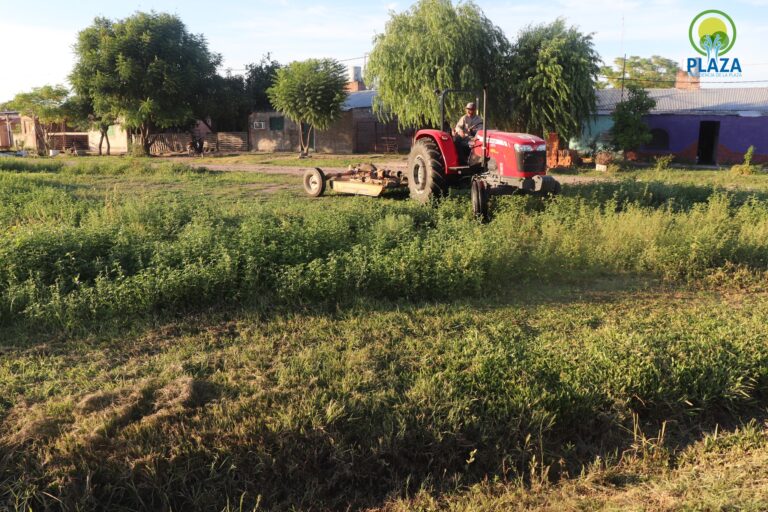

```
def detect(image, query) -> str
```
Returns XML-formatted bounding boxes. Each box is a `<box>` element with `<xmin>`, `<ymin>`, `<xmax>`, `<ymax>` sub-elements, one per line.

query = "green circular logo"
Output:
<box><xmin>689</xmin><ymin>10</ymin><xmax>737</xmax><ymax>56</ymax></box>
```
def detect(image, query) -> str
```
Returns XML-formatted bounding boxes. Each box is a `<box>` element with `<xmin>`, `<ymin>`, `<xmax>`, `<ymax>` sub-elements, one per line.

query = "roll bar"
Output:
<box><xmin>435</xmin><ymin>87</ymin><xmax>489</xmax><ymax>173</ymax></box>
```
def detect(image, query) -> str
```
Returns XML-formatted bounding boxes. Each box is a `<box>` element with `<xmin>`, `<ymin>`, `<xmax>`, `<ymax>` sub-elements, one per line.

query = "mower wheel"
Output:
<box><xmin>471</xmin><ymin>179</ymin><xmax>490</xmax><ymax>221</ymax></box>
<box><xmin>303</xmin><ymin>167</ymin><xmax>326</xmax><ymax>197</ymax></box>
<box><xmin>406</xmin><ymin>139</ymin><xmax>447</xmax><ymax>203</ymax></box>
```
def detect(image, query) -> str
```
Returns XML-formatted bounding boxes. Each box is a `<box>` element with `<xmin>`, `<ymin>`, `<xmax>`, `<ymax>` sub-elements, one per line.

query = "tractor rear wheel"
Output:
<box><xmin>471</xmin><ymin>179</ymin><xmax>489</xmax><ymax>221</ymax></box>
<box><xmin>407</xmin><ymin>139</ymin><xmax>446</xmax><ymax>203</ymax></box>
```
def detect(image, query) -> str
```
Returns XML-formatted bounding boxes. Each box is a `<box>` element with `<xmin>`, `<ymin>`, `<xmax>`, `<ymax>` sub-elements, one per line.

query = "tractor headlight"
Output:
<box><xmin>514</xmin><ymin>144</ymin><xmax>534</xmax><ymax>152</ymax></box>
<box><xmin>536</xmin><ymin>144</ymin><xmax>546</xmax><ymax>152</ymax></box>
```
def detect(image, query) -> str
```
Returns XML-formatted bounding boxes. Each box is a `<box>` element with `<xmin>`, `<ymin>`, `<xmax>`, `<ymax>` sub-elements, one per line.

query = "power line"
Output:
<box><xmin>598</xmin><ymin>76</ymin><xmax>768</xmax><ymax>84</ymax></box>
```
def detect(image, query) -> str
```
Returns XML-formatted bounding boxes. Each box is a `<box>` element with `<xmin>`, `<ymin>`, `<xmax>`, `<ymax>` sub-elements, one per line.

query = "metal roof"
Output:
<box><xmin>342</xmin><ymin>90</ymin><xmax>376</xmax><ymax>111</ymax></box>
<box><xmin>596</xmin><ymin>87</ymin><xmax>768</xmax><ymax>116</ymax></box>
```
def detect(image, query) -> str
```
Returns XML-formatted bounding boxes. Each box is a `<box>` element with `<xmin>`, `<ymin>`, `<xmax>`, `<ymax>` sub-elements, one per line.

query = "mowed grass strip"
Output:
<box><xmin>2</xmin><ymin>285</ymin><xmax>768</xmax><ymax>510</ymax></box>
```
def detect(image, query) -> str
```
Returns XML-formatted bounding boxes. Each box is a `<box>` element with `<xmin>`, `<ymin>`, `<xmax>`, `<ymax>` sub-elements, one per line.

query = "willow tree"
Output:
<box><xmin>267</xmin><ymin>59</ymin><xmax>347</xmax><ymax>156</ymax></box>
<box><xmin>510</xmin><ymin>19</ymin><xmax>600</xmax><ymax>140</ymax></box>
<box><xmin>366</xmin><ymin>0</ymin><xmax>513</xmax><ymax>129</ymax></box>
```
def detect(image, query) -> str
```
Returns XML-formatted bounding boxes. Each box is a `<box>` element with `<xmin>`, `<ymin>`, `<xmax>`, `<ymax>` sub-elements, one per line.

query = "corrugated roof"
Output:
<box><xmin>342</xmin><ymin>90</ymin><xmax>376</xmax><ymax>111</ymax></box>
<box><xmin>596</xmin><ymin>87</ymin><xmax>768</xmax><ymax>115</ymax></box>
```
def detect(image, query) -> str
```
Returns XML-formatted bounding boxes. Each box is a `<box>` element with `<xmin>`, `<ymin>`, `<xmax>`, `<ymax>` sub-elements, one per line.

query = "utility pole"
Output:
<box><xmin>620</xmin><ymin>15</ymin><xmax>626</xmax><ymax>101</ymax></box>
<box><xmin>620</xmin><ymin>54</ymin><xmax>627</xmax><ymax>101</ymax></box>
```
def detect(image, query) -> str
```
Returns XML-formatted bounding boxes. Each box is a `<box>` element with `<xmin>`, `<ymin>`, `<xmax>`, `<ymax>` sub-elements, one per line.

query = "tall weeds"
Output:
<box><xmin>3</xmin><ymin>166</ymin><xmax>768</xmax><ymax>332</ymax></box>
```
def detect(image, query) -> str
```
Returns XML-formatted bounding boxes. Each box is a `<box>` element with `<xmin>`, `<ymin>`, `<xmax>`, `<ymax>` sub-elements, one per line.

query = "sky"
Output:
<box><xmin>1</xmin><ymin>0</ymin><xmax>768</xmax><ymax>103</ymax></box>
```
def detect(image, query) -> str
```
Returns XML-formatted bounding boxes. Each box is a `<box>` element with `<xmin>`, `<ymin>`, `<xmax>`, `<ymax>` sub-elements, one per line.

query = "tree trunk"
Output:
<box><xmin>105</xmin><ymin>132</ymin><xmax>111</xmax><ymax>156</ymax></box>
<box><xmin>298</xmin><ymin>121</ymin><xmax>306</xmax><ymax>157</ymax></box>
<box><xmin>35</xmin><ymin>118</ymin><xmax>48</xmax><ymax>155</ymax></box>
<box><xmin>98</xmin><ymin>132</ymin><xmax>104</xmax><ymax>156</ymax></box>
<box><xmin>138</xmin><ymin>125</ymin><xmax>155</xmax><ymax>155</ymax></box>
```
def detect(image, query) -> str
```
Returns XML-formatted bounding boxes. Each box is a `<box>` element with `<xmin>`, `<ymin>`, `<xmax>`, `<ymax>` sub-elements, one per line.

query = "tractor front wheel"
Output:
<box><xmin>471</xmin><ymin>179</ymin><xmax>489</xmax><ymax>221</ymax></box>
<box><xmin>407</xmin><ymin>139</ymin><xmax>446</xmax><ymax>203</ymax></box>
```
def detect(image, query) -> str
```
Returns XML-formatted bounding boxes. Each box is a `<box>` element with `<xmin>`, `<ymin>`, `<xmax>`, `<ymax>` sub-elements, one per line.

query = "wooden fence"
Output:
<box><xmin>150</xmin><ymin>132</ymin><xmax>248</xmax><ymax>155</ymax></box>
<box><xmin>48</xmin><ymin>133</ymin><xmax>89</xmax><ymax>152</ymax></box>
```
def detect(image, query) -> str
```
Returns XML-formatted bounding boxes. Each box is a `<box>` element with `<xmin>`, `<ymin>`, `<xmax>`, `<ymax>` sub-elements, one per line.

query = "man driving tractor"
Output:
<box><xmin>454</xmin><ymin>102</ymin><xmax>483</xmax><ymax>163</ymax></box>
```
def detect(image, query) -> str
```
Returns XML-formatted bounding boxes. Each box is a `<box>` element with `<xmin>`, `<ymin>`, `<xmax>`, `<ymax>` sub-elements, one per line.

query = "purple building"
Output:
<box><xmin>575</xmin><ymin>82</ymin><xmax>768</xmax><ymax>165</ymax></box>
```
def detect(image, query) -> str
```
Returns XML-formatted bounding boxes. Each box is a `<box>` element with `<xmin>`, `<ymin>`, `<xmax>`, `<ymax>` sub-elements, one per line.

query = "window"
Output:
<box><xmin>269</xmin><ymin>116</ymin><xmax>285</xmax><ymax>131</ymax></box>
<box><xmin>646</xmin><ymin>128</ymin><xmax>670</xmax><ymax>150</ymax></box>
<box><xmin>253</xmin><ymin>120</ymin><xmax>266</xmax><ymax>130</ymax></box>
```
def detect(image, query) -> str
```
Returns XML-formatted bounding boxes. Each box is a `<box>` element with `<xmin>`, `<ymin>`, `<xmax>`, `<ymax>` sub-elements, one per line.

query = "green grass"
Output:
<box><xmin>2</xmin><ymin>158</ymin><xmax>768</xmax><ymax>510</ymax></box>
<box><xmin>382</xmin><ymin>419</ymin><xmax>768</xmax><ymax>511</ymax></box>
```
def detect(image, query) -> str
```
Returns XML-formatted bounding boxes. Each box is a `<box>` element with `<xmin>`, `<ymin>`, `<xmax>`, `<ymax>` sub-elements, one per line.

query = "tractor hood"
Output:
<box><xmin>477</xmin><ymin>130</ymin><xmax>546</xmax><ymax>151</ymax></box>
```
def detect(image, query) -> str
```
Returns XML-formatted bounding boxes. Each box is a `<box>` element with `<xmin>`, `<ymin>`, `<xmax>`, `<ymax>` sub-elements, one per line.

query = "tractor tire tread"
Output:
<box><xmin>407</xmin><ymin>138</ymin><xmax>447</xmax><ymax>203</ymax></box>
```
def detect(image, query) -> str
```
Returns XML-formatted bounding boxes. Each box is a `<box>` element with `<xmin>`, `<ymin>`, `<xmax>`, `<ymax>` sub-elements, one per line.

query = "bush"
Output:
<box><xmin>731</xmin><ymin>146</ymin><xmax>762</xmax><ymax>175</ymax></box>
<box><xmin>595</xmin><ymin>151</ymin><xmax>614</xmax><ymax>165</ymax></box>
<box><xmin>654</xmin><ymin>154</ymin><xmax>675</xmax><ymax>171</ymax></box>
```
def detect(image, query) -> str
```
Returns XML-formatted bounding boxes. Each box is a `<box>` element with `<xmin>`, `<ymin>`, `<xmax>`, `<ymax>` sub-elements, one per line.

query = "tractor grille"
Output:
<box><xmin>521</xmin><ymin>150</ymin><xmax>547</xmax><ymax>173</ymax></box>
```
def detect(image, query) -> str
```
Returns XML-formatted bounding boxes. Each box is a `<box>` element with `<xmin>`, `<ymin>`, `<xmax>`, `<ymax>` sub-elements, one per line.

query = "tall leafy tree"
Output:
<box><xmin>70</xmin><ymin>12</ymin><xmax>222</xmax><ymax>154</ymax></box>
<box><xmin>599</xmin><ymin>55</ymin><xmax>680</xmax><ymax>89</ymax></box>
<box><xmin>202</xmin><ymin>73</ymin><xmax>250</xmax><ymax>132</ymax></box>
<box><xmin>611</xmin><ymin>85</ymin><xmax>656</xmax><ymax>153</ymax></box>
<box><xmin>365</xmin><ymin>0</ymin><xmax>512</xmax><ymax>129</ymax></box>
<box><xmin>199</xmin><ymin>55</ymin><xmax>281</xmax><ymax>131</ymax></box>
<box><xmin>246</xmin><ymin>54</ymin><xmax>281</xmax><ymax>111</ymax></box>
<box><xmin>510</xmin><ymin>19</ymin><xmax>600</xmax><ymax>140</ymax></box>
<box><xmin>267</xmin><ymin>59</ymin><xmax>347</xmax><ymax>156</ymax></box>
<box><xmin>4</xmin><ymin>85</ymin><xmax>70</xmax><ymax>153</ymax></box>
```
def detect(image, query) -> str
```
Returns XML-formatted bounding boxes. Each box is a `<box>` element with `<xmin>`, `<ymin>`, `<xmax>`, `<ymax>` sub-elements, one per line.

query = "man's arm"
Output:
<box><xmin>455</xmin><ymin>116</ymin><xmax>467</xmax><ymax>137</ymax></box>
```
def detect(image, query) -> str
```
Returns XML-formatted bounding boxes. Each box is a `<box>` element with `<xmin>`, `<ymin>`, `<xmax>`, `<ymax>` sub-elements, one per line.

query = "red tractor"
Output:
<box><xmin>301</xmin><ymin>88</ymin><xmax>561</xmax><ymax>219</ymax></box>
<box><xmin>407</xmin><ymin>88</ymin><xmax>560</xmax><ymax>218</ymax></box>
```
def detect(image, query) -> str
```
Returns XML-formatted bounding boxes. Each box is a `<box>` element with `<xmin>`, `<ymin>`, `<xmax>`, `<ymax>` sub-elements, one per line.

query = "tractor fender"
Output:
<box><xmin>414</xmin><ymin>130</ymin><xmax>460</xmax><ymax>174</ymax></box>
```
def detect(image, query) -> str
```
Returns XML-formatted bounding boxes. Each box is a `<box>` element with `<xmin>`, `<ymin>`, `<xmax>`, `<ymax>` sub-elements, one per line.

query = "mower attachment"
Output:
<box><xmin>302</xmin><ymin>164</ymin><xmax>407</xmax><ymax>198</ymax></box>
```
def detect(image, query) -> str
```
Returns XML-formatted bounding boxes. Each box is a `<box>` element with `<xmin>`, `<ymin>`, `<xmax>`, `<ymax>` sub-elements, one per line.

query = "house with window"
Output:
<box><xmin>248</xmin><ymin>89</ymin><xmax>412</xmax><ymax>154</ymax></box>
<box><xmin>572</xmin><ymin>73</ymin><xmax>768</xmax><ymax>165</ymax></box>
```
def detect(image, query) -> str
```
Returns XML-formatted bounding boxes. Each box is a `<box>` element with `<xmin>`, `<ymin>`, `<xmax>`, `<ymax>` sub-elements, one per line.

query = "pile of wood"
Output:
<box><xmin>546</xmin><ymin>132</ymin><xmax>580</xmax><ymax>169</ymax></box>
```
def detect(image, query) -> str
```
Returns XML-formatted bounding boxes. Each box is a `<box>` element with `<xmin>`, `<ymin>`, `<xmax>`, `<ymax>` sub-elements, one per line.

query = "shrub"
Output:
<box><xmin>731</xmin><ymin>146</ymin><xmax>762</xmax><ymax>175</ymax></box>
<box><xmin>595</xmin><ymin>151</ymin><xmax>614</xmax><ymax>165</ymax></box>
<box><xmin>654</xmin><ymin>154</ymin><xmax>675</xmax><ymax>171</ymax></box>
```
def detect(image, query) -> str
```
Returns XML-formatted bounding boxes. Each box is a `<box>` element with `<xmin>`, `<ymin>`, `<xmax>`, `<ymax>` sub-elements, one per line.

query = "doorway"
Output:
<box><xmin>697</xmin><ymin>121</ymin><xmax>720</xmax><ymax>165</ymax></box>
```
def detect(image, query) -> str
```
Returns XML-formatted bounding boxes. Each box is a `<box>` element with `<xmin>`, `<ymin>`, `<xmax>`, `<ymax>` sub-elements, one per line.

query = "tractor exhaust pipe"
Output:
<box><xmin>481</xmin><ymin>87</ymin><xmax>488</xmax><ymax>174</ymax></box>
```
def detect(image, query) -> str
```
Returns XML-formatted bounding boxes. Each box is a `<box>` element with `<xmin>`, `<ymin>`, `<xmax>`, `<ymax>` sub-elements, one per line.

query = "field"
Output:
<box><xmin>2</xmin><ymin>156</ymin><xmax>768</xmax><ymax>511</ymax></box>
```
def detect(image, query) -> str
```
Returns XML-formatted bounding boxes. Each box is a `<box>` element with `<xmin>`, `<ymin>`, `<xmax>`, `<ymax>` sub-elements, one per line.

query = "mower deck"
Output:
<box><xmin>302</xmin><ymin>164</ymin><xmax>407</xmax><ymax>198</ymax></box>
